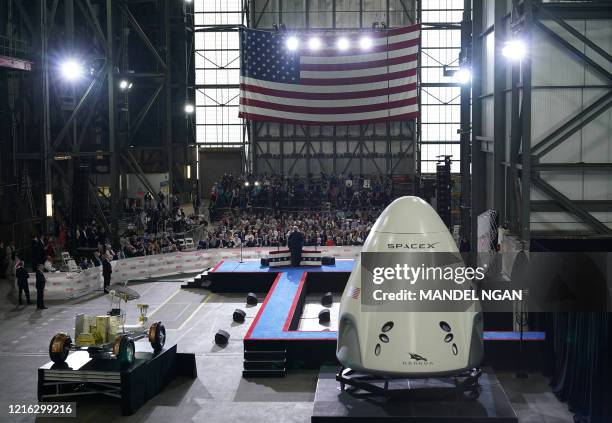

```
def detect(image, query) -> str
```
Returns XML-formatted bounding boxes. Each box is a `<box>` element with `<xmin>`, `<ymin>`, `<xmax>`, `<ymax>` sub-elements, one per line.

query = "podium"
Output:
<box><xmin>262</xmin><ymin>249</ymin><xmax>323</xmax><ymax>267</ymax></box>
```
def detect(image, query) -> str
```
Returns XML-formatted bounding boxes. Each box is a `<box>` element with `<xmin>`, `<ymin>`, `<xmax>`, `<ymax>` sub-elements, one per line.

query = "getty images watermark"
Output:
<box><xmin>359</xmin><ymin>252</ymin><xmax>612</xmax><ymax>312</ymax></box>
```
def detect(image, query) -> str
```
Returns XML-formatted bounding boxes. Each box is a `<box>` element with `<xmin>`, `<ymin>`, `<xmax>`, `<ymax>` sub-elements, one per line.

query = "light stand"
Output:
<box><xmin>515</xmin><ymin>299</ymin><xmax>528</xmax><ymax>379</ymax></box>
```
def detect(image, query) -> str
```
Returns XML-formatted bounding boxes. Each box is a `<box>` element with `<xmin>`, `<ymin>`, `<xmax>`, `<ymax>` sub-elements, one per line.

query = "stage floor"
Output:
<box><xmin>211</xmin><ymin>259</ymin><xmax>354</xmax><ymax>340</ymax></box>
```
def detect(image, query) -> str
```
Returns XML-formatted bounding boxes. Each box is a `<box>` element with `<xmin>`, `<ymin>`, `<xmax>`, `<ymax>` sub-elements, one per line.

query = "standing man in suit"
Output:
<box><xmin>31</xmin><ymin>235</ymin><xmax>45</xmax><ymax>271</ymax></box>
<box><xmin>287</xmin><ymin>226</ymin><xmax>304</xmax><ymax>267</ymax></box>
<box><xmin>35</xmin><ymin>264</ymin><xmax>47</xmax><ymax>309</ymax></box>
<box><xmin>16</xmin><ymin>260</ymin><xmax>32</xmax><ymax>305</ymax></box>
<box><xmin>102</xmin><ymin>254</ymin><xmax>112</xmax><ymax>293</ymax></box>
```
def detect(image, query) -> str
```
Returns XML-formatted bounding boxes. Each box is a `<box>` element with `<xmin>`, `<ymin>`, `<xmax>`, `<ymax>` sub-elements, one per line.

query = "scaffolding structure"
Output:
<box><xmin>470</xmin><ymin>0</ymin><xmax>612</xmax><ymax>247</ymax></box>
<box><xmin>0</xmin><ymin>0</ymin><xmax>194</xmax><ymax>240</ymax></box>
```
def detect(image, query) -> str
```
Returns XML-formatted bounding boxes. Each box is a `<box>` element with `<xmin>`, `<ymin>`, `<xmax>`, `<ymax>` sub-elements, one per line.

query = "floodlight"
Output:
<box><xmin>60</xmin><ymin>58</ymin><xmax>84</xmax><ymax>82</ymax></box>
<box><xmin>502</xmin><ymin>39</ymin><xmax>526</xmax><ymax>61</ymax></box>
<box><xmin>337</xmin><ymin>37</ymin><xmax>350</xmax><ymax>51</ymax></box>
<box><xmin>46</xmin><ymin>194</ymin><xmax>53</xmax><ymax>217</ymax></box>
<box><xmin>455</xmin><ymin>68</ymin><xmax>471</xmax><ymax>84</ymax></box>
<box><xmin>308</xmin><ymin>37</ymin><xmax>322</xmax><ymax>51</ymax></box>
<box><xmin>244</xmin><ymin>181</ymin><xmax>250</xmax><ymax>187</ymax></box>
<box><xmin>119</xmin><ymin>79</ymin><xmax>129</xmax><ymax>90</ymax></box>
<box><xmin>254</xmin><ymin>181</ymin><xmax>260</xmax><ymax>186</ymax></box>
<box><xmin>359</xmin><ymin>37</ymin><xmax>373</xmax><ymax>50</ymax></box>
<box><xmin>286</xmin><ymin>36</ymin><xmax>299</xmax><ymax>51</ymax></box>
<box><xmin>184</xmin><ymin>104</ymin><xmax>195</xmax><ymax>114</ymax></box>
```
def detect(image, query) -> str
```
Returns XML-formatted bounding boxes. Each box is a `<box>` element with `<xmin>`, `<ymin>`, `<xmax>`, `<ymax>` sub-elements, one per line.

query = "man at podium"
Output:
<box><xmin>287</xmin><ymin>226</ymin><xmax>304</xmax><ymax>267</ymax></box>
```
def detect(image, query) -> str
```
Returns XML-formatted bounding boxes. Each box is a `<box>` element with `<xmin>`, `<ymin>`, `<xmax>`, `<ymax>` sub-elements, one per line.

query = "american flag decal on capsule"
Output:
<box><xmin>350</xmin><ymin>287</ymin><xmax>361</xmax><ymax>300</ymax></box>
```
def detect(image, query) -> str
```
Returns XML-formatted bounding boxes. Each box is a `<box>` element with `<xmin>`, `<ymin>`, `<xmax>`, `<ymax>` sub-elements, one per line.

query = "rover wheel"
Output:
<box><xmin>49</xmin><ymin>333</ymin><xmax>72</xmax><ymax>363</ymax></box>
<box><xmin>113</xmin><ymin>335</ymin><xmax>135</xmax><ymax>366</ymax></box>
<box><xmin>148</xmin><ymin>322</ymin><xmax>166</xmax><ymax>351</ymax></box>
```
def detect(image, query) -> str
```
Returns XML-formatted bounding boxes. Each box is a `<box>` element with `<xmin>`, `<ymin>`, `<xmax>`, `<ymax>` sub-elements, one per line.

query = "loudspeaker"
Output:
<box><xmin>321</xmin><ymin>292</ymin><xmax>333</xmax><ymax>307</ymax></box>
<box><xmin>261</xmin><ymin>258</ymin><xmax>270</xmax><ymax>266</ymax></box>
<box><xmin>246</xmin><ymin>293</ymin><xmax>258</xmax><ymax>305</ymax></box>
<box><xmin>322</xmin><ymin>257</ymin><xmax>335</xmax><ymax>265</ymax></box>
<box><xmin>233</xmin><ymin>309</ymin><xmax>246</xmax><ymax>323</ymax></box>
<box><xmin>318</xmin><ymin>309</ymin><xmax>331</xmax><ymax>324</ymax></box>
<box><xmin>215</xmin><ymin>329</ymin><xmax>230</xmax><ymax>345</ymax></box>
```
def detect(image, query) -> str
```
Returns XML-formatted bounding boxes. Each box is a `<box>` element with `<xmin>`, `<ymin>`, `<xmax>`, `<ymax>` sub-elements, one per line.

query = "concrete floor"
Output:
<box><xmin>0</xmin><ymin>275</ymin><xmax>574</xmax><ymax>423</ymax></box>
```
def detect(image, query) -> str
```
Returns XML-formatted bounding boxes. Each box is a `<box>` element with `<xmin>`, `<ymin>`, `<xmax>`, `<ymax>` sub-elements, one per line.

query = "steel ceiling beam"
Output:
<box><xmin>532</xmin><ymin>175</ymin><xmax>612</xmax><ymax>235</ymax></box>
<box><xmin>76</xmin><ymin>0</ymin><xmax>109</xmax><ymax>54</ymax></box>
<box><xmin>534</xmin><ymin>20</ymin><xmax>612</xmax><ymax>82</ymax></box>
<box><xmin>532</xmin><ymin>162</ymin><xmax>612</xmax><ymax>171</ymax></box>
<box><xmin>534</xmin><ymin>1</ymin><xmax>612</xmax><ymax>64</ymax></box>
<box><xmin>50</xmin><ymin>66</ymin><xmax>107</xmax><ymax>151</ymax></box>
<box><xmin>531</xmin><ymin>90</ymin><xmax>612</xmax><ymax>155</ymax></box>
<box><xmin>533</xmin><ymin>94</ymin><xmax>612</xmax><ymax>159</ymax></box>
<box><xmin>118</xmin><ymin>2</ymin><xmax>167</xmax><ymax>70</ymax></box>
<box><xmin>128</xmin><ymin>83</ymin><xmax>165</xmax><ymax>143</ymax></box>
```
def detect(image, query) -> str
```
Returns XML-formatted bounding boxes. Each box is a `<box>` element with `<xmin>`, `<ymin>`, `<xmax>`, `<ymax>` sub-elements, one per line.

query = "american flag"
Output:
<box><xmin>239</xmin><ymin>25</ymin><xmax>420</xmax><ymax>125</ymax></box>
<box><xmin>350</xmin><ymin>287</ymin><xmax>361</xmax><ymax>300</ymax></box>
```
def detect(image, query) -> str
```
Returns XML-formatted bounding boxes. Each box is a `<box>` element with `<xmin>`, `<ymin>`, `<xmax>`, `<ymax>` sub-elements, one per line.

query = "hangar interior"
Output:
<box><xmin>0</xmin><ymin>0</ymin><xmax>610</xmax><ymax>422</ymax></box>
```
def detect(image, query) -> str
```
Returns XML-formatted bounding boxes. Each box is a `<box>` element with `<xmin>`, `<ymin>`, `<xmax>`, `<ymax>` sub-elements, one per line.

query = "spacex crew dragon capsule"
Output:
<box><xmin>336</xmin><ymin>196</ymin><xmax>483</xmax><ymax>377</ymax></box>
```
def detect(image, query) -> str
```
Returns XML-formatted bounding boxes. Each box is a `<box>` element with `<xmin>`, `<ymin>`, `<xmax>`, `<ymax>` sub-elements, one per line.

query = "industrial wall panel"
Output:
<box><xmin>482</xmin><ymin>32</ymin><xmax>494</xmax><ymax>95</ymax></box>
<box><xmin>531</xmin><ymin>89</ymin><xmax>585</xmax><ymax>160</ymax></box>
<box><xmin>538</xmin><ymin>171</ymin><xmax>584</xmax><ymax>201</ymax></box>
<box><xmin>482</xmin><ymin>0</ymin><xmax>494</xmax><ymax>29</ymax></box>
<box><xmin>585</xmin><ymin>20</ymin><xmax>612</xmax><ymax>80</ymax></box>
<box><xmin>485</xmin><ymin>155</ymin><xmax>495</xmax><ymax>210</ymax></box>
<box><xmin>482</xmin><ymin>97</ymin><xmax>494</xmax><ymax>138</ymax></box>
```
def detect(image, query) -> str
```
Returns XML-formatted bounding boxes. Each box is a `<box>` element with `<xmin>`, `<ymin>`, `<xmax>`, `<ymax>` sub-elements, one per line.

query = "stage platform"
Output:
<box><xmin>312</xmin><ymin>365</ymin><xmax>518</xmax><ymax>423</ymax></box>
<box><xmin>38</xmin><ymin>343</ymin><xmax>196</xmax><ymax>415</ymax></box>
<box><xmin>191</xmin><ymin>260</ymin><xmax>546</xmax><ymax>377</ymax></box>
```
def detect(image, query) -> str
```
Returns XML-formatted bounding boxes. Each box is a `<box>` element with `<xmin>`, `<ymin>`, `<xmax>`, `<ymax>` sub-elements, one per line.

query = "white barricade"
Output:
<box><xmin>24</xmin><ymin>246</ymin><xmax>362</xmax><ymax>301</ymax></box>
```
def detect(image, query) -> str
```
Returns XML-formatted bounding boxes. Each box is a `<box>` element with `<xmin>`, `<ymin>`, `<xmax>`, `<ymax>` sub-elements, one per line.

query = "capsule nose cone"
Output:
<box><xmin>371</xmin><ymin>196</ymin><xmax>448</xmax><ymax>234</ymax></box>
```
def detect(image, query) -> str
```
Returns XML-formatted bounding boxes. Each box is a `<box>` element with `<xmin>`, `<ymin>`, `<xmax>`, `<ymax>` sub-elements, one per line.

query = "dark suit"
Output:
<box><xmin>31</xmin><ymin>238</ymin><xmax>45</xmax><ymax>271</ymax></box>
<box><xmin>35</xmin><ymin>269</ymin><xmax>46</xmax><ymax>308</ymax></box>
<box><xmin>102</xmin><ymin>258</ymin><xmax>112</xmax><ymax>292</ymax></box>
<box><xmin>16</xmin><ymin>267</ymin><xmax>31</xmax><ymax>304</ymax></box>
<box><xmin>287</xmin><ymin>230</ymin><xmax>304</xmax><ymax>267</ymax></box>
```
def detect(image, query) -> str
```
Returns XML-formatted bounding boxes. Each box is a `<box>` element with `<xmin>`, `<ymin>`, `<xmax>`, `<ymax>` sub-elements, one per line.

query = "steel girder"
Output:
<box><xmin>505</xmin><ymin>0</ymin><xmax>612</xmax><ymax>239</ymax></box>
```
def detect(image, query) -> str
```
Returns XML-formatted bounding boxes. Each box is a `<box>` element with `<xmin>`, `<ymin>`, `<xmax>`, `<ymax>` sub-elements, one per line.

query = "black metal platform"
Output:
<box><xmin>38</xmin><ymin>343</ymin><xmax>196</xmax><ymax>415</ymax></box>
<box><xmin>312</xmin><ymin>365</ymin><xmax>518</xmax><ymax>423</ymax></box>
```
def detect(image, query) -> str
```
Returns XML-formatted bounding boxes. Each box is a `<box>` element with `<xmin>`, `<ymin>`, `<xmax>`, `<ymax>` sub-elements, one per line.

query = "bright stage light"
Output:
<box><xmin>244</xmin><ymin>181</ymin><xmax>250</xmax><ymax>187</ymax></box>
<box><xmin>308</xmin><ymin>37</ymin><xmax>322</xmax><ymax>51</ymax></box>
<box><xmin>60</xmin><ymin>58</ymin><xmax>84</xmax><ymax>82</ymax></box>
<box><xmin>184</xmin><ymin>104</ymin><xmax>195</xmax><ymax>114</ymax></box>
<box><xmin>337</xmin><ymin>37</ymin><xmax>350</xmax><ymax>51</ymax></box>
<box><xmin>455</xmin><ymin>68</ymin><xmax>471</xmax><ymax>84</ymax></box>
<box><xmin>286</xmin><ymin>36</ymin><xmax>299</xmax><ymax>51</ymax></box>
<box><xmin>359</xmin><ymin>37</ymin><xmax>373</xmax><ymax>50</ymax></box>
<box><xmin>45</xmin><ymin>194</ymin><xmax>53</xmax><ymax>218</ymax></box>
<box><xmin>119</xmin><ymin>79</ymin><xmax>130</xmax><ymax>90</ymax></box>
<box><xmin>254</xmin><ymin>181</ymin><xmax>260</xmax><ymax>186</ymax></box>
<box><xmin>502</xmin><ymin>39</ymin><xmax>526</xmax><ymax>61</ymax></box>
